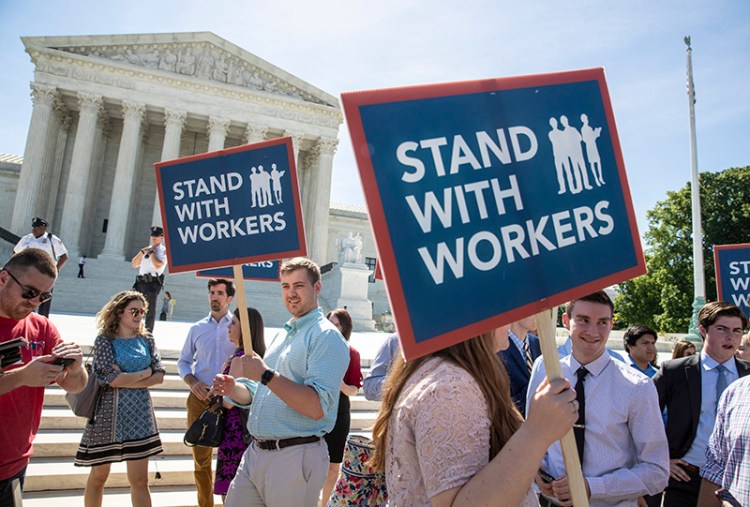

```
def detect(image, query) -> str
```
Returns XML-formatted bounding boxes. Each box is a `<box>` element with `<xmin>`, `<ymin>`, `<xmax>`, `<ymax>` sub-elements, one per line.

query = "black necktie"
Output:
<box><xmin>574</xmin><ymin>366</ymin><xmax>589</xmax><ymax>466</ymax></box>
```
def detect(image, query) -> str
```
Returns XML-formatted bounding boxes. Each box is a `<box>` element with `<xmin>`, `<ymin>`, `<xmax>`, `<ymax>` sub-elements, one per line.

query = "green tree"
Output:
<box><xmin>616</xmin><ymin>166</ymin><xmax>750</xmax><ymax>332</ymax></box>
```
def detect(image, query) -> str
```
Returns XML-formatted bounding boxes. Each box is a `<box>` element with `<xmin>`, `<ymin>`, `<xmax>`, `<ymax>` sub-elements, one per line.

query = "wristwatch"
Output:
<box><xmin>261</xmin><ymin>369</ymin><xmax>276</xmax><ymax>386</ymax></box>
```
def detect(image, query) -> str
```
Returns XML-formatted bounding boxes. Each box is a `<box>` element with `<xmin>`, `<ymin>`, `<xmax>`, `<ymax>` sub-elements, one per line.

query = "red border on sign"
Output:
<box><xmin>154</xmin><ymin>137</ymin><xmax>306</xmax><ymax>274</ymax></box>
<box><xmin>713</xmin><ymin>243</ymin><xmax>750</xmax><ymax>300</ymax></box>
<box><xmin>341</xmin><ymin>68</ymin><xmax>646</xmax><ymax>361</ymax></box>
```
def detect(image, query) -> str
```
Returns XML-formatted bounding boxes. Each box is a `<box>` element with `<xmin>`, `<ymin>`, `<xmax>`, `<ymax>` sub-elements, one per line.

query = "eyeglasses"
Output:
<box><xmin>3</xmin><ymin>269</ymin><xmax>53</xmax><ymax>303</ymax></box>
<box><xmin>128</xmin><ymin>308</ymin><xmax>146</xmax><ymax>317</ymax></box>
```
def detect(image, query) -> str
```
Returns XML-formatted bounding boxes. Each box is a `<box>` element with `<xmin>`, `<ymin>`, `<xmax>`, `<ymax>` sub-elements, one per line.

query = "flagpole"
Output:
<box><xmin>684</xmin><ymin>35</ymin><xmax>705</xmax><ymax>342</ymax></box>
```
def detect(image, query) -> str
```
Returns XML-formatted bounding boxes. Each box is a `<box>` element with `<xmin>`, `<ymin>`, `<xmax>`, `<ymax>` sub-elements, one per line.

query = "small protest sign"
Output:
<box><xmin>155</xmin><ymin>138</ymin><xmax>305</xmax><ymax>273</ymax></box>
<box><xmin>196</xmin><ymin>260</ymin><xmax>281</xmax><ymax>282</ymax></box>
<box><xmin>341</xmin><ymin>68</ymin><xmax>645</xmax><ymax>360</ymax></box>
<box><xmin>714</xmin><ymin>243</ymin><xmax>750</xmax><ymax>318</ymax></box>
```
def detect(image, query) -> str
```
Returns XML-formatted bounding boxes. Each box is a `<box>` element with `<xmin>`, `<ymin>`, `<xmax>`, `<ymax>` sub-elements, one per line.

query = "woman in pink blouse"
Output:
<box><xmin>371</xmin><ymin>324</ymin><xmax>577</xmax><ymax>507</ymax></box>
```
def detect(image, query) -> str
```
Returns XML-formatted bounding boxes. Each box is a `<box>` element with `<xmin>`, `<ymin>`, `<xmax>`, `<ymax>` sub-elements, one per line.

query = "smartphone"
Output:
<box><xmin>538</xmin><ymin>469</ymin><xmax>556</xmax><ymax>483</ymax></box>
<box><xmin>52</xmin><ymin>357</ymin><xmax>75</xmax><ymax>368</ymax></box>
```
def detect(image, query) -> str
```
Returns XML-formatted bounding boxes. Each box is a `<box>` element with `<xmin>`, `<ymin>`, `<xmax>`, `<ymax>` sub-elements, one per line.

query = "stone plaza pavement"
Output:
<box><xmin>48</xmin><ymin>311</ymin><xmax>392</xmax><ymax>361</ymax></box>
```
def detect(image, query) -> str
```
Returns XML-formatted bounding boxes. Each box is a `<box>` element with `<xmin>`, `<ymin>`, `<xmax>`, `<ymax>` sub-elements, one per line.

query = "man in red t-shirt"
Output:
<box><xmin>0</xmin><ymin>249</ymin><xmax>87</xmax><ymax>504</ymax></box>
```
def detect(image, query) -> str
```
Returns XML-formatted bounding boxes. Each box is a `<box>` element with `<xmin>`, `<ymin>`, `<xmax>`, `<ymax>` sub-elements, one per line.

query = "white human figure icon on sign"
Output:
<box><xmin>560</xmin><ymin>115</ymin><xmax>593</xmax><ymax>191</ymax></box>
<box><xmin>270</xmin><ymin>163</ymin><xmax>286</xmax><ymax>204</ymax></box>
<box><xmin>548</xmin><ymin>117</ymin><xmax>580</xmax><ymax>194</ymax></box>
<box><xmin>249</xmin><ymin>167</ymin><xmax>261</xmax><ymax>207</ymax></box>
<box><xmin>580</xmin><ymin>113</ymin><xmax>604</xmax><ymax>186</ymax></box>
<box><xmin>256</xmin><ymin>165</ymin><xmax>272</xmax><ymax>208</ymax></box>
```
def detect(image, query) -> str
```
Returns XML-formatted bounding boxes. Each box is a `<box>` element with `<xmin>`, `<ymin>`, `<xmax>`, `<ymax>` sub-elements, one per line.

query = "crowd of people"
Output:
<box><xmin>1</xmin><ymin>230</ymin><xmax>750</xmax><ymax>507</ymax></box>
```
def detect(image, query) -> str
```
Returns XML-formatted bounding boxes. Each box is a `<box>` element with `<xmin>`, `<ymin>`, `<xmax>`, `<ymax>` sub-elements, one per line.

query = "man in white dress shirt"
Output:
<box><xmin>527</xmin><ymin>291</ymin><xmax>669</xmax><ymax>507</ymax></box>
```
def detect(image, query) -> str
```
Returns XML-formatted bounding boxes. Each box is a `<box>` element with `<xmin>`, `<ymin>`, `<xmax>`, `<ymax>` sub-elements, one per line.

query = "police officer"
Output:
<box><xmin>13</xmin><ymin>217</ymin><xmax>68</xmax><ymax>317</ymax></box>
<box><xmin>131</xmin><ymin>226</ymin><xmax>167</xmax><ymax>333</ymax></box>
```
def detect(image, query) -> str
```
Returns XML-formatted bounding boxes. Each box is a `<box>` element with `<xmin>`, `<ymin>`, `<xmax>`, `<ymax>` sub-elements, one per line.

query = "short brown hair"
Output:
<box><xmin>207</xmin><ymin>278</ymin><xmax>235</xmax><ymax>297</ymax></box>
<box><xmin>4</xmin><ymin>249</ymin><xmax>58</xmax><ymax>279</ymax></box>
<box><xmin>566</xmin><ymin>290</ymin><xmax>614</xmax><ymax>318</ymax></box>
<box><xmin>698</xmin><ymin>301</ymin><xmax>748</xmax><ymax>331</ymax></box>
<box><xmin>280</xmin><ymin>257</ymin><xmax>321</xmax><ymax>285</ymax></box>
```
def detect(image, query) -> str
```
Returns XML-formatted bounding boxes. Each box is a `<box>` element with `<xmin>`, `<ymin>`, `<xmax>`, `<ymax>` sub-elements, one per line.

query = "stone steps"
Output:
<box><xmin>28</xmin><ymin>378</ymin><xmax>380</xmax><ymax>497</ymax></box>
<box><xmin>23</xmin><ymin>486</ymin><xmax>224</xmax><ymax>507</ymax></box>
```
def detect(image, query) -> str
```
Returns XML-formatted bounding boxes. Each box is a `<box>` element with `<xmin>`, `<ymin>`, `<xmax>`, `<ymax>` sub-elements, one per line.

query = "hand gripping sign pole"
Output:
<box><xmin>233</xmin><ymin>265</ymin><xmax>254</xmax><ymax>355</ymax></box>
<box><xmin>535</xmin><ymin>308</ymin><xmax>588</xmax><ymax>507</ymax></box>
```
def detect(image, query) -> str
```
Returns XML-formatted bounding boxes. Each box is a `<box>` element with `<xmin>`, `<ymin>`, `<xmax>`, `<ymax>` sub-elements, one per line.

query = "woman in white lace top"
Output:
<box><xmin>370</xmin><ymin>325</ymin><xmax>578</xmax><ymax>507</ymax></box>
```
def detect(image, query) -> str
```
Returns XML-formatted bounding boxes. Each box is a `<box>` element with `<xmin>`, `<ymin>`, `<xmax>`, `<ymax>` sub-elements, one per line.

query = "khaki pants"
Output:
<box><xmin>224</xmin><ymin>439</ymin><xmax>328</xmax><ymax>507</ymax></box>
<box><xmin>187</xmin><ymin>392</ymin><xmax>214</xmax><ymax>507</ymax></box>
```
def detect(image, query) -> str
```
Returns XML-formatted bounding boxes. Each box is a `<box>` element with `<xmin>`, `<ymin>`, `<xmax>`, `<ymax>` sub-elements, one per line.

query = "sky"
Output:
<box><xmin>0</xmin><ymin>0</ymin><xmax>748</xmax><ymax>242</ymax></box>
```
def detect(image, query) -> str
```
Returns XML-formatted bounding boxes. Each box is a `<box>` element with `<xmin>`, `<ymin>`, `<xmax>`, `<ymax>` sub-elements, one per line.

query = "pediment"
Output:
<box><xmin>22</xmin><ymin>32</ymin><xmax>337</xmax><ymax>108</ymax></box>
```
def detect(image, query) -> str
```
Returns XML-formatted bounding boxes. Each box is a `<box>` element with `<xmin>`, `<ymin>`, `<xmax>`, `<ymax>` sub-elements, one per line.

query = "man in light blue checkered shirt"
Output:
<box><xmin>214</xmin><ymin>257</ymin><xmax>349</xmax><ymax>507</ymax></box>
<box><xmin>699</xmin><ymin>375</ymin><xmax>750</xmax><ymax>506</ymax></box>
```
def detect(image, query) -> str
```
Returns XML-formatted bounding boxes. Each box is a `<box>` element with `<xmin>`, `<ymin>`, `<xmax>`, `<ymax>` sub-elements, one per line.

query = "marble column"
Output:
<box><xmin>100</xmin><ymin>100</ymin><xmax>145</xmax><ymax>259</ymax></box>
<box><xmin>11</xmin><ymin>83</ymin><xmax>57</xmax><ymax>233</ymax></box>
<box><xmin>59</xmin><ymin>92</ymin><xmax>103</xmax><ymax>257</ymax></box>
<box><xmin>309</xmin><ymin>138</ymin><xmax>338</xmax><ymax>264</ymax></box>
<box><xmin>152</xmin><ymin>109</ymin><xmax>186</xmax><ymax>226</ymax></box>
<box><xmin>284</xmin><ymin>130</ymin><xmax>308</xmax><ymax>245</ymax></box>
<box><xmin>244</xmin><ymin>122</ymin><xmax>267</xmax><ymax>145</ymax></box>
<box><xmin>45</xmin><ymin>106</ymin><xmax>73</xmax><ymax>223</ymax></box>
<box><xmin>207</xmin><ymin>116</ymin><xmax>230</xmax><ymax>152</ymax></box>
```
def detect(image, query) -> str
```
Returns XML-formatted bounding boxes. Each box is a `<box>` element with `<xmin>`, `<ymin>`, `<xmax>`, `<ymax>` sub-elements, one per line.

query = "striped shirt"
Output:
<box><xmin>701</xmin><ymin>375</ymin><xmax>750</xmax><ymax>506</ymax></box>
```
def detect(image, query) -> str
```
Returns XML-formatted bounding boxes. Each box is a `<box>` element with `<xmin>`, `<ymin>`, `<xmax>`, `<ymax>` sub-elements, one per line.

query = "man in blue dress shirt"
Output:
<box><xmin>214</xmin><ymin>257</ymin><xmax>349</xmax><ymax>507</ymax></box>
<box><xmin>178</xmin><ymin>279</ymin><xmax>236</xmax><ymax>507</ymax></box>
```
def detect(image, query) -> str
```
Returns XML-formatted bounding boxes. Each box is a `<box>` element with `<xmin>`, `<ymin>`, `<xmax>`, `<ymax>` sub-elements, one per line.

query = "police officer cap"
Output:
<box><xmin>150</xmin><ymin>226</ymin><xmax>164</xmax><ymax>237</ymax></box>
<box><xmin>31</xmin><ymin>217</ymin><xmax>48</xmax><ymax>228</ymax></box>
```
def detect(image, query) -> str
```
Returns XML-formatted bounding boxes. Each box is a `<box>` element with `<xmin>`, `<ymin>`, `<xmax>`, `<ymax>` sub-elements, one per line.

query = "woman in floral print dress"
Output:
<box><xmin>74</xmin><ymin>291</ymin><xmax>166</xmax><ymax>507</ymax></box>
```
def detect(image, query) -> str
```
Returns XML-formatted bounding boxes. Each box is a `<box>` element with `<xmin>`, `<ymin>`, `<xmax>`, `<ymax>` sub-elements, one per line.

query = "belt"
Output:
<box><xmin>136</xmin><ymin>274</ymin><xmax>162</xmax><ymax>283</ymax></box>
<box><xmin>253</xmin><ymin>435</ymin><xmax>320</xmax><ymax>451</ymax></box>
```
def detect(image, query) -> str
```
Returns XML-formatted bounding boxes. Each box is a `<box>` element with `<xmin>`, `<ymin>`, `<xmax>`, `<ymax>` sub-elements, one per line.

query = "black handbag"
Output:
<box><xmin>184</xmin><ymin>396</ymin><xmax>225</xmax><ymax>447</ymax></box>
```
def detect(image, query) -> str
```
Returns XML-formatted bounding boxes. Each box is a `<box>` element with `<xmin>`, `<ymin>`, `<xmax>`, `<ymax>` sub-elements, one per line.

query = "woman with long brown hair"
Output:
<box><xmin>371</xmin><ymin>324</ymin><xmax>577</xmax><ymax>507</ymax></box>
<box><xmin>75</xmin><ymin>290</ymin><xmax>166</xmax><ymax>507</ymax></box>
<box><xmin>213</xmin><ymin>307</ymin><xmax>266</xmax><ymax>501</ymax></box>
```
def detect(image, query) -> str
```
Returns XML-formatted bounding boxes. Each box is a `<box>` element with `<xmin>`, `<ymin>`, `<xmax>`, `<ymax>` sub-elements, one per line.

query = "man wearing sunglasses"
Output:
<box><xmin>0</xmin><ymin>249</ymin><xmax>87</xmax><ymax>505</ymax></box>
<box><xmin>13</xmin><ymin>217</ymin><xmax>68</xmax><ymax>318</ymax></box>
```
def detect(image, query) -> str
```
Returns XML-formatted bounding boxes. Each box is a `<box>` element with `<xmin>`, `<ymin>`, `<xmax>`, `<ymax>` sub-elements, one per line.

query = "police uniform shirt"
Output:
<box><xmin>14</xmin><ymin>233</ymin><xmax>68</xmax><ymax>261</ymax></box>
<box><xmin>138</xmin><ymin>243</ymin><xmax>167</xmax><ymax>276</ymax></box>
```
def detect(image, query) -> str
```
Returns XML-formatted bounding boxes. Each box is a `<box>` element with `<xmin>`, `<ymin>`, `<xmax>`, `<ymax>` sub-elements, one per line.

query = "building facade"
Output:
<box><xmin>12</xmin><ymin>32</ymin><xmax>340</xmax><ymax>264</ymax></box>
<box><xmin>2</xmin><ymin>33</ymin><xmax>393</xmax><ymax>327</ymax></box>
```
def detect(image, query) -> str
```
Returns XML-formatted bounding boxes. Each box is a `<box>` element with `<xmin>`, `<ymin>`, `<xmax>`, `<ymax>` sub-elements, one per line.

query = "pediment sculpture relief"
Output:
<box><xmin>52</xmin><ymin>43</ymin><xmax>322</xmax><ymax>104</ymax></box>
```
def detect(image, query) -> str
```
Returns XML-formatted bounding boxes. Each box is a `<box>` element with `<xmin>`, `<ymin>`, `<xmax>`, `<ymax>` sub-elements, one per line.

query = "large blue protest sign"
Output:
<box><xmin>155</xmin><ymin>138</ymin><xmax>305</xmax><ymax>273</ymax></box>
<box><xmin>714</xmin><ymin>243</ymin><xmax>750</xmax><ymax>318</ymax></box>
<box><xmin>196</xmin><ymin>260</ymin><xmax>281</xmax><ymax>282</ymax></box>
<box><xmin>342</xmin><ymin>68</ymin><xmax>646</xmax><ymax>360</ymax></box>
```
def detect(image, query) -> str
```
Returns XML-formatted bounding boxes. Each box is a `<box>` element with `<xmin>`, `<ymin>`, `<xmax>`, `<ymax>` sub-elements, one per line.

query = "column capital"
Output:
<box><xmin>164</xmin><ymin>109</ymin><xmax>187</xmax><ymax>129</ymax></box>
<box><xmin>207</xmin><ymin>116</ymin><xmax>231</xmax><ymax>136</ymax></box>
<box><xmin>30</xmin><ymin>83</ymin><xmax>57</xmax><ymax>107</ymax></box>
<box><xmin>244</xmin><ymin>122</ymin><xmax>268</xmax><ymax>143</ymax></box>
<box><xmin>318</xmin><ymin>137</ymin><xmax>339</xmax><ymax>156</ymax></box>
<box><xmin>53</xmin><ymin>100</ymin><xmax>73</xmax><ymax>132</ymax></box>
<box><xmin>77</xmin><ymin>92</ymin><xmax>104</xmax><ymax>114</ymax></box>
<box><xmin>121</xmin><ymin>100</ymin><xmax>146</xmax><ymax>123</ymax></box>
<box><xmin>285</xmin><ymin>129</ymin><xmax>305</xmax><ymax>143</ymax></box>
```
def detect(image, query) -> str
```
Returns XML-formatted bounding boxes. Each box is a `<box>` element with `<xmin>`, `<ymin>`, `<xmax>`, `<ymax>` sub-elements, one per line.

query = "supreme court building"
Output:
<box><xmin>2</xmin><ymin>32</ymin><xmax>390</xmax><ymax>327</ymax></box>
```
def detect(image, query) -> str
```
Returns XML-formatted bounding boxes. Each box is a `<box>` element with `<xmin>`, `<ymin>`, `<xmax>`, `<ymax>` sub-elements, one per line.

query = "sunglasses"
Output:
<box><xmin>128</xmin><ymin>307</ymin><xmax>147</xmax><ymax>317</ymax></box>
<box><xmin>3</xmin><ymin>269</ymin><xmax>53</xmax><ymax>303</ymax></box>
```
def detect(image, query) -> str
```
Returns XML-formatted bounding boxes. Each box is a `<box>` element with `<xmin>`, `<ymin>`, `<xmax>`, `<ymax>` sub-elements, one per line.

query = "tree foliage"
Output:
<box><xmin>615</xmin><ymin>166</ymin><xmax>750</xmax><ymax>332</ymax></box>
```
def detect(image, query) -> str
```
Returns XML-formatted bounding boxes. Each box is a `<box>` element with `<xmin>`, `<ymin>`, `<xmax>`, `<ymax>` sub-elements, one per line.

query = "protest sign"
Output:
<box><xmin>196</xmin><ymin>260</ymin><xmax>281</xmax><ymax>282</ymax></box>
<box><xmin>714</xmin><ymin>243</ymin><xmax>750</xmax><ymax>318</ymax></box>
<box><xmin>341</xmin><ymin>68</ymin><xmax>645</xmax><ymax>361</ymax></box>
<box><xmin>155</xmin><ymin>138</ymin><xmax>305</xmax><ymax>274</ymax></box>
